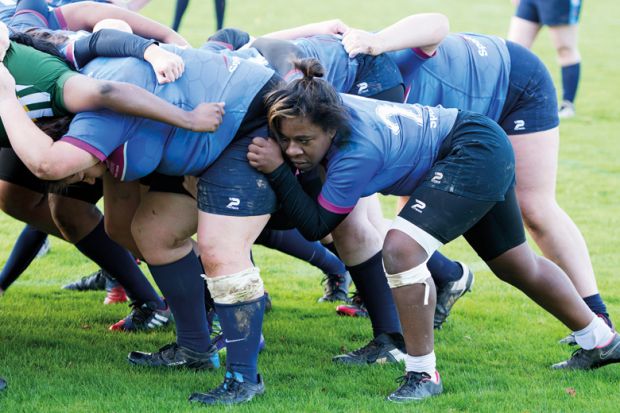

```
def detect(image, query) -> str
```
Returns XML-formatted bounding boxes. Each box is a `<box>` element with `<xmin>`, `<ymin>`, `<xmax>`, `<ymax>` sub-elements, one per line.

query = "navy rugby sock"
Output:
<box><xmin>172</xmin><ymin>0</ymin><xmax>189</xmax><ymax>31</ymax></box>
<box><xmin>583</xmin><ymin>294</ymin><xmax>611</xmax><ymax>324</ymax></box>
<box><xmin>427</xmin><ymin>251</ymin><xmax>463</xmax><ymax>289</ymax></box>
<box><xmin>0</xmin><ymin>225</ymin><xmax>48</xmax><ymax>291</ymax></box>
<box><xmin>215</xmin><ymin>0</ymin><xmax>226</xmax><ymax>30</ymax></box>
<box><xmin>561</xmin><ymin>62</ymin><xmax>580</xmax><ymax>103</ymax></box>
<box><xmin>215</xmin><ymin>295</ymin><xmax>265</xmax><ymax>383</ymax></box>
<box><xmin>149</xmin><ymin>252</ymin><xmax>211</xmax><ymax>352</ymax></box>
<box><xmin>347</xmin><ymin>251</ymin><xmax>401</xmax><ymax>337</ymax></box>
<box><xmin>74</xmin><ymin>219</ymin><xmax>164</xmax><ymax>309</ymax></box>
<box><xmin>256</xmin><ymin>228</ymin><xmax>346</xmax><ymax>276</ymax></box>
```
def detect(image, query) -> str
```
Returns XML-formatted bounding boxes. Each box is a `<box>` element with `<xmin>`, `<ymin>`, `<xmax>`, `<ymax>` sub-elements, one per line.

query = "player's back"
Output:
<box><xmin>389</xmin><ymin>33</ymin><xmax>510</xmax><ymax>121</ymax></box>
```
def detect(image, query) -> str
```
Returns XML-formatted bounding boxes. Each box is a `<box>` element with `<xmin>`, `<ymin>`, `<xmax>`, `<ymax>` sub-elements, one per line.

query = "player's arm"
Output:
<box><xmin>62</xmin><ymin>74</ymin><xmax>224</xmax><ymax>132</ymax></box>
<box><xmin>262</xmin><ymin>19</ymin><xmax>349</xmax><ymax>40</ymax></box>
<box><xmin>59</xmin><ymin>1</ymin><xmax>189</xmax><ymax>46</ymax></box>
<box><xmin>247</xmin><ymin>137</ymin><xmax>349</xmax><ymax>241</ymax></box>
<box><xmin>72</xmin><ymin>29</ymin><xmax>184</xmax><ymax>83</ymax></box>
<box><xmin>342</xmin><ymin>13</ymin><xmax>449</xmax><ymax>57</ymax></box>
<box><xmin>0</xmin><ymin>66</ymin><xmax>96</xmax><ymax>179</ymax></box>
<box><xmin>0</xmin><ymin>22</ymin><xmax>8</xmax><ymax>61</ymax></box>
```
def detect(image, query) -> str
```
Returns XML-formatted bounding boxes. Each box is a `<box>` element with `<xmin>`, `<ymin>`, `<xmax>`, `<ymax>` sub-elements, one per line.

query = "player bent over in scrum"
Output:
<box><xmin>248</xmin><ymin>59</ymin><xmax>620</xmax><ymax>403</ymax></box>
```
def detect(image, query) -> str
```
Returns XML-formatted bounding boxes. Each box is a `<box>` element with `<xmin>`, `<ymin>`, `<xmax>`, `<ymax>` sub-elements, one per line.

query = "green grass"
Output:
<box><xmin>1</xmin><ymin>0</ymin><xmax>620</xmax><ymax>411</ymax></box>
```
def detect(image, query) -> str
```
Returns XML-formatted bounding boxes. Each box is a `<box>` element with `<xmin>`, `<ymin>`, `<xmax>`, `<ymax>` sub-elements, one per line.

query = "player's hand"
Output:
<box><xmin>143</xmin><ymin>44</ymin><xmax>185</xmax><ymax>84</ymax></box>
<box><xmin>247</xmin><ymin>137</ymin><xmax>284</xmax><ymax>174</ymax></box>
<box><xmin>511</xmin><ymin>0</ymin><xmax>520</xmax><ymax>6</ymax></box>
<box><xmin>0</xmin><ymin>64</ymin><xmax>16</xmax><ymax>102</ymax></box>
<box><xmin>0</xmin><ymin>22</ymin><xmax>9</xmax><ymax>62</ymax></box>
<box><xmin>314</xmin><ymin>19</ymin><xmax>350</xmax><ymax>36</ymax></box>
<box><xmin>188</xmin><ymin>102</ymin><xmax>225</xmax><ymax>132</ymax></box>
<box><xmin>342</xmin><ymin>29</ymin><xmax>382</xmax><ymax>57</ymax></box>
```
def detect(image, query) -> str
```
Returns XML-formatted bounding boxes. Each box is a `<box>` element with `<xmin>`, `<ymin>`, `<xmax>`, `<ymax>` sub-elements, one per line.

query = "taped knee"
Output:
<box><xmin>204</xmin><ymin>267</ymin><xmax>264</xmax><ymax>304</ymax></box>
<box><xmin>386</xmin><ymin>262</ymin><xmax>432</xmax><ymax>305</ymax></box>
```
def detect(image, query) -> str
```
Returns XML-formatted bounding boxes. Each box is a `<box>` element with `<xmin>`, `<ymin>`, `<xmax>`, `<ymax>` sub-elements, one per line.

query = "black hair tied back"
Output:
<box><xmin>295</xmin><ymin>58</ymin><xmax>324</xmax><ymax>81</ymax></box>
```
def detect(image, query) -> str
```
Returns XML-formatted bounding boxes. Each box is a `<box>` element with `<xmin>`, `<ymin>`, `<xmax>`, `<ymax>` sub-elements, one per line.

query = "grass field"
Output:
<box><xmin>1</xmin><ymin>0</ymin><xmax>620</xmax><ymax>411</ymax></box>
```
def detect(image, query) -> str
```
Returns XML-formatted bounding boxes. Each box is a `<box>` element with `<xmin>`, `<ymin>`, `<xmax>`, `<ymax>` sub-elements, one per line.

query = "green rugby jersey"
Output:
<box><xmin>1</xmin><ymin>41</ymin><xmax>77</xmax><ymax>147</ymax></box>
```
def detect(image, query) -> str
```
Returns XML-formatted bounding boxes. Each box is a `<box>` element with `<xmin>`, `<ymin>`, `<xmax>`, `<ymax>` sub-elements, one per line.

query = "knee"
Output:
<box><xmin>104</xmin><ymin>215</ymin><xmax>133</xmax><ymax>249</ymax></box>
<box><xmin>131</xmin><ymin>217</ymin><xmax>190</xmax><ymax>264</ymax></box>
<box><xmin>0</xmin><ymin>185</ymin><xmax>37</xmax><ymax>220</ymax></box>
<box><xmin>50</xmin><ymin>200</ymin><xmax>101</xmax><ymax>243</ymax></box>
<box><xmin>206</xmin><ymin>267</ymin><xmax>264</xmax><ymax>304</ymax></box>
<box><xmin>517</xmin><ymin>194</ymin><xmax>558</xmax><ymax>234</ymax></box>
<box><xmin>333</xmin><ymin>221</ymin><xmax>382</xmax><ymax>259</ymax></box>
<box><xmin>556</xmin><ymin>44</ymin><xmax>580</xmax><ymax>65</ymax></box>
<box><xmin>383</xmin><ymin>234</ymin><xmax>412</xmax><ymax>274</ymax></box>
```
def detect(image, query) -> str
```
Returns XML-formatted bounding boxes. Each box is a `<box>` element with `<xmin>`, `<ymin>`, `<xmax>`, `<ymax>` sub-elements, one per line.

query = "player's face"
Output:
<box><xmin>61</xmin><ymin>163</ymin><xmax>106</xmax><ymax>185</ymax></box>
<box><xmin>278</xmin><ymin>116</ymin><xmax>335</xmax><ymax>172</ymax></box>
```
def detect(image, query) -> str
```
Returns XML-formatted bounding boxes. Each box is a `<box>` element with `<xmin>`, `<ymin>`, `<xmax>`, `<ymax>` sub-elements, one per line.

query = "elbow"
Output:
<box><xmin>33</xmin><ymin>160</ymin><xmax>67</xmax><ymax>181</ymax></box>
<box><xmin>97</xmin><ymin>81</ymin><xmax>117</xmax><ymax>100</ymax></box>
<box><xmin>433</xmin><ymin>13</ymin><xmax>450</xmax><ymax>43</ymax></box>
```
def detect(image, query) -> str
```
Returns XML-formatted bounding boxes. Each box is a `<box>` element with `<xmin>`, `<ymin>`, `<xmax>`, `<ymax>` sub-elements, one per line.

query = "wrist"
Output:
<box><xmin>143</xmin><ymin>44</ymin><xmax>158</xmax><ymax>62</ymax></box>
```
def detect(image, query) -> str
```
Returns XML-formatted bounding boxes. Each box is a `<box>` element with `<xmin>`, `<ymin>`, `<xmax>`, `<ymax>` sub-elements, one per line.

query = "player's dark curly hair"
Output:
<box><xmin>265</xmin><ymin>58</ymin><xmax>350</xmax><ymax>140</ymax></box>
<box><xmin>9</xmin><ymin>30</ymin><xmax>72</xmax><ymax>66</ymax></box>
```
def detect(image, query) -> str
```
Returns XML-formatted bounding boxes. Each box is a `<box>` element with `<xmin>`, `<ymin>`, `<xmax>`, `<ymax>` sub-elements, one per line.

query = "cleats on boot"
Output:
<box><xmin>559</xmin><ymin>314</ymin><xmax>614</xmax><ymax>346</ymax></box>
<box><xmin>189</xmin><ymin>371</ymin><xmax>265</xmax><ymax>405</ymax></box>
<box><xmin>558</xmin><ymin>100</ymin><xmax>576</xmax><ymax>119</ymax></box>
<box><xmin>109</xmin><ymin>301</ymin><xmax>172</xmax><ymax>331</ymax></box>
<box><xmin>103</xmin><ymin>285</ymin><xmax>128</xmax><ymax>305</ymax></box>
<box><xmin>62</xmin><ymin>269</ymin><xmax>114</xmax><ymax>291</ymax></box>
<box><xmin>0</xmin><ymin>377</ymin><xmax>6</xmax><ymax>391</ymax></box>
<box><xmin>386</xmin><ymin>371</ymin><xmax>443</xmax><ymax>403</ymax></box>
<box><xmin>128</xmin><ymin>343</ymin><xmax>219</xmax><ymax>369</ymax></box>
<box><xmin>332</xmin><ymin>333</ymin><xmax>406</xmax><ymax>365</ymax></box>
<box><xmin>434</xmin><ymin>262</ymin><xmax>474</xmax><ymax>329</ymax></box>
<box><xmin>336</xmin><ymin>291</ymin><xmax>368</xmax><ymax>317</ymax></box>
<box><xmin>318</xmin><ymin>272</ymin><xmax>352</xmax><ymax>303</ymax></box>
<box><xmin>552</xmin><ymin>333</ymin><xmax>620</xmax><ymax>370</ymax></box>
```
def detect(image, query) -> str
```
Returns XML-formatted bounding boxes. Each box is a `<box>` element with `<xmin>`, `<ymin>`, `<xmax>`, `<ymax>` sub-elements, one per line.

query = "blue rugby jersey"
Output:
<box><xmin>61</xmin><ymin>47</ymin><xmax>275</xmax><ymax>181</ymax></box>
<box><xmin>388</xmin><ymin>33</ymin><xmax>510</xmax><ymax>121</ymax></box>
<box><xmin>0</xmin><ymin>0</ymin><xmax>16</xmax><ymax>24</ymax></box>
<box><xmin>291</xmin><ymin>34</ymin><xmax>358</xmax><ymax>91</ymax></box>
<box><xmin>9</xmin><ymin>0</ymin><xmax>67</xmax><ymax>31</ymax></box>
<box><xmin>318</xmin><ymin>94</ymin><xmax>458</xmax><ymax>214</ymax></box>
<box><xmin>203</xmin><ymin>35</ymin><xmax>361</xmax><ymax>93</ymax></box>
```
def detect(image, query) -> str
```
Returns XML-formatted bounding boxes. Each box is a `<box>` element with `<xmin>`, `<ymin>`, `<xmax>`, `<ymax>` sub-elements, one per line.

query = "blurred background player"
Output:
<box><xmin>120</xmin><ymin>0</ymin><xmax>226</xmax><ymax>32</ymax></box>
<box><xmin>507</xmin><ymin>0</ymin><xmax>583</xmax><ymax>118</ymax></box>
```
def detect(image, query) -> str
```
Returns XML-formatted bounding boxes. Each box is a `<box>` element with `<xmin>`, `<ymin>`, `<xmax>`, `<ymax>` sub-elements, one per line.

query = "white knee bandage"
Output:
<box><xmin>204</xmin><ymin>267</ymin><xmax>264</xmax><ymax>305</ymax></box>
<box><xmin>386</xmin><ymin>262</ymin><xmax>432</xmax><ymax>305</ymax></box>
<box><xmin>390</xmin><ymin>217</ymin><xmax>443</xmax><ymax>257</ymax></box>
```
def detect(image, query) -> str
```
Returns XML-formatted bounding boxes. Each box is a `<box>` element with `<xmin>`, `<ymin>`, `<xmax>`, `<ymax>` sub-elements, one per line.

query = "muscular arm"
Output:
<box><xmin>0</xmin><ymin>72</ymin><xmax>97</xmax><ymax>179</ymax></box>
<box><xmin>263</xmin><ymin>19</ymin><xmax>349</xmax><ymax>40</ymax></box>
<box><xmin>342</xmin><ymin>13</ymin><xmax>449</xmax><ymax>57</ymax></box>
<box><xmin>59</xmin><ymin>1</ymin><xmax>189</xmax><ymax>46</ymax></box>
<box><xmin>62</xmin><ymin>74</ymin><xmax>220</xmax><ymax>132</ymax></box>
<box><xmin>72</xmin><ymin>28</ymin><xmax>156</xmax><ymax>69</ymax></box>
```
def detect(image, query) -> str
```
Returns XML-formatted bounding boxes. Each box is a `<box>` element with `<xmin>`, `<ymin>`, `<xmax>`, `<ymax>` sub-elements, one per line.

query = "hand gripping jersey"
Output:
<box><xmin>61</xmin><ymin>46</ymin><xmax>275</xmax><ymax>181</ymax></box>
<box><xmin>318</xmin><ymin>94</ymin><xmax>458</xmax><ymax>214</ymax></box>
<box><xmin>290</xmin><ymin>35</ymin><xmax>360</xmax><ymax>92</ymax></box>
<box><xmin>388</xmin><ymin>33</ymin><xmax>510</xmax><ymax>121</ymax></box>
<box><xmin>0</xmin><ymin>42</ymin><xmax>76</xmax><ymax>147</ymax></box>
<box><xmin>203</xmin><ymin>34</ymin><xmax>387</xmax><ymax>95</ymax></box>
